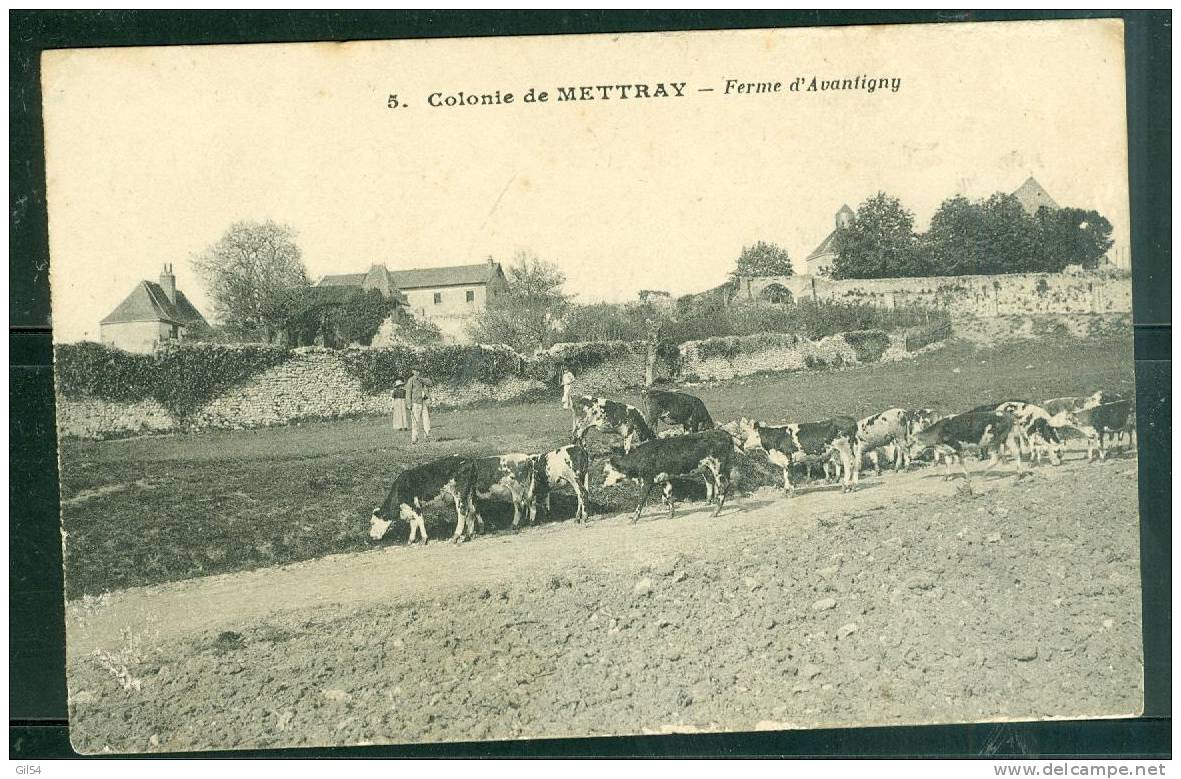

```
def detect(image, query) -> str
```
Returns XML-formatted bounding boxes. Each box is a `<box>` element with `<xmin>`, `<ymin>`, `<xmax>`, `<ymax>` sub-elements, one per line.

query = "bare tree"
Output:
<box><xmin>191</xmin><ymin>220</ymin><xmax>309</xmax><ymax>342</ymax></box>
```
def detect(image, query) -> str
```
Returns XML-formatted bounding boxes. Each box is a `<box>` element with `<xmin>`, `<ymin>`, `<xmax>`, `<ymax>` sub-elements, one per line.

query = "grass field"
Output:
<box><xmin>58</xmin><ymin>336</ymin><xmax>1135</xmax><ymax>599</ymax></box>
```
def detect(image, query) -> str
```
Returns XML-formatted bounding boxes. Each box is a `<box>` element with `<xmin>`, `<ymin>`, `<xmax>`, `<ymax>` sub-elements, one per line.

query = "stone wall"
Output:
<box><xmin>56</xmin><ymin>331</ymin><xmax>928</xmax><ymax>440</ymax></box>
<box><xmin>56</xmin><ymin>396</ymin><xmax>178</xmax><ymax>439</ymax></box>
<box><xmin>737</xmin><ymin>270</ymin><xmax>1132</xmax><ymax>317</ymax></box>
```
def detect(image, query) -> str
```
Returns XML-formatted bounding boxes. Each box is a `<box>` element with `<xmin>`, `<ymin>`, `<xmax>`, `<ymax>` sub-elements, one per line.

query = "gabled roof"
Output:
<box><xmin>297</xmin><ymin>284</ymin><xmax>408</xmax><ymax>308</ymax></box>
<box><xmin>101</xmin><ymin>281</ymin><xmax>208</xmax><ymax>327</ymax></box>
<box><xmin>390</xmin><ymin>262</ymin><xmax>501</xmax><ymax>289</ymax></box>
<box><xmin>317</xmin><ymin>262</ymin><xmax>503</xmax><ymax>291</ymax></box>
<box><xmin>1012</xmin><ymin>176</ymin><xmax>1059</xmax><ymax>216</ymax></box>
<box><xmin>806</xmin><ymin>230</ymin><xmax>839</xmax><ymax>261</ymax></box>
<box><xmin>317</xmin><ymin>272</ymin><xmax>367</xmax><ymax>287</ymax></box>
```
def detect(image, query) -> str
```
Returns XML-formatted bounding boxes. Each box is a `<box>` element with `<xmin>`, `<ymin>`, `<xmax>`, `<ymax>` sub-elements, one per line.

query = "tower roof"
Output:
<box><xmin>1012</xmin><ymin>176</ymin><xmax>1059</xmax><ymax>215</ymax></box>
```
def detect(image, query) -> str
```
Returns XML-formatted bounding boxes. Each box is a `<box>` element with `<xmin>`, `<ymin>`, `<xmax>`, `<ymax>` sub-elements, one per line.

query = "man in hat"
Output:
<box><xmin>405</xmin><ymin>369</ymin><xmax>433</xmax><ymax>444</ymax></box>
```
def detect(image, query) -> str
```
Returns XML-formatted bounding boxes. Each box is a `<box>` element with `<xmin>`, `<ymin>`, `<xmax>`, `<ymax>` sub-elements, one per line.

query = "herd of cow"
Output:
<box><xmin>367</xmin><ymin>387</ymin><xmax>1137</xmax><ymax>545</ymax></box>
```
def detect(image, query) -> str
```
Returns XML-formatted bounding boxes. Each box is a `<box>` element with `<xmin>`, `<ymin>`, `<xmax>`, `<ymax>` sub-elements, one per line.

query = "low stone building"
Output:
<box><xmin>99</xmin><ymin>264</ymin><xmax>209</xmax><ymax>353</ymax></box>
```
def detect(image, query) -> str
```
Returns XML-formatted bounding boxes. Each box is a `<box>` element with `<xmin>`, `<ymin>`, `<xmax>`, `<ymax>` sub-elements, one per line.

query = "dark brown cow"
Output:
<box><xmin>642</xmin><ymin>388</ymin><xmax>715</xmax><ymax>433</ymax></box>
<box><xmin>602</xmin><ymin>429</ymin><xmax>736</xmax><ymax>522</ymax></box>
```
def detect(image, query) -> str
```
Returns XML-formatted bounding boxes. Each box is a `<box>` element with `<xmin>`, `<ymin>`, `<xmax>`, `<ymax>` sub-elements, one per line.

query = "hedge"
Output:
<box><xmin>339</xmin><ymin>344</ymin><xmax>525</xmax><ymax>394</ymax></box>
<box><xmin>54</xmin><ymin>342</ymin><xmax>292</xmax><ymax>417</ymax></box>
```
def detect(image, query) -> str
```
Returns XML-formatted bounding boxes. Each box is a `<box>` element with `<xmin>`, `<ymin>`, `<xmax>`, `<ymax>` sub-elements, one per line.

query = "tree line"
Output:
<box><xmin>827</xmin><ymin>191</ymin><xmax>1114</xmax><ymax>280</ymax></box>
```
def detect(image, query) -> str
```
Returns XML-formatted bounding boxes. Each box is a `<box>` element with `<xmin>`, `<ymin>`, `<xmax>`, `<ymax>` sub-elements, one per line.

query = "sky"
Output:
<box><xmin>42</xmin><ymin>19</ymin><xmax>1130</xmax><ymax>342</ymax></box>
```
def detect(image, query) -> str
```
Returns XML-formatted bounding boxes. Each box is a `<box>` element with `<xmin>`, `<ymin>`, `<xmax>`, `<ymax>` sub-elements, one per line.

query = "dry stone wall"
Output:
<box><xmin>57</xmin><ymin>331</ymin><xmax>930</xmax><ymax>440</ymax></box>
<box><xmin>739</xmin><ymin>270</ymin><xmax>1132</xmax><ymax>317</ymax></box>
<box><xmin>56</xmin><ymin>397</ymin><xmax>177</xmax><ymax>439</ymax></box>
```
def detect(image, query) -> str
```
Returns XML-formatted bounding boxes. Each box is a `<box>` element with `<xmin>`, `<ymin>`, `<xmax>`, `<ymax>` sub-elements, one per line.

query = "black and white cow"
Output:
<box><xmin>533</xmin><ymin>442</ymin><xmax>592</xmax><ymax>524</ymax></box>
<box><xmin>1054</xmin><ymin>397</ymin><xmax>1134</xmax><ymax>461</ymax></box>
<box><xmin>471</xmin><ymin>453</ymin><xmax>537</xmax><ymax>531</ymax></box>
<box><xmin>970</xmin><ymin>401</ymin><xmax>1064</xmax><ymax>465</ymax></box>
<box><xmin>571</xmin><ymin>395</ymin><xmax>656</xmax><ymax>452</ymax></box>
<box><xmin>642</xmin><ymin>388</ymin><xmax>715</xmax><ymax>433</ymax></box>
<box><xmin>855</xmin><ymin>408</ymin><xmax>914</xmax><ymax>475</ymax></box>
<box><xmin>601</xmin><ymin>429</ymin><xmax>736</xmax><ymax>522</ymax></box>
<box><xmin>737</xmin><ymin>416</ymin><xmax>860</xmax><ymax>493</ymax></box>
<box><xmin>369</xmin><ymin>455</ymin><xmax>478</xmax><ymax>545</ymax></box>
<box><xmin>908</xmin><ymin>410</ymin><xmax>1026</xmax><ymax>490</ymax></box>
<box><xmin>1041</xmin><ymin>396</ymin><xmax>1089</xmax><ymax>416</ymax></box>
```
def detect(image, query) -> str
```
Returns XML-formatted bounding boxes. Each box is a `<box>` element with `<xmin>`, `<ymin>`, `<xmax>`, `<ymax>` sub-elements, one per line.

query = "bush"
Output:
<box><xmin>530</xmin><ymin>341</ymin><xmax>640</xmax><ymax>383</ymax></box>
<box><xmin>842</xmin><ymin>329</ymin><xmax>892</xmax><ymax>363</ymax></box>
<box><xmin>904</xmin><ymin>321</ymin><xmax>953</xmax><ymax>351</ymax></box>
<box><xmin>686</xmin><ymin>333</ymin><xmax>800</xmax><ymax>363</ymax></box>
<box><xmin>55</xmin><ymin>342</ymin><xmax>292</xmax><ymax>417</ymax></box>
<box><xmin>340</xmin><ymin>344</ymin><xmax>525</xmax><ymax>394</ymax></box>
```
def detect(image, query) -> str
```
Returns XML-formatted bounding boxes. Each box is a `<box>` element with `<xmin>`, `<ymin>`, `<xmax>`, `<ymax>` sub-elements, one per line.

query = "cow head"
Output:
<box><xmin>601</xmin><ymin>459</ymin><xmax>628</xmax><ymax>487</ymax></box>
<box><xmin>907</xmin><ymin>420</ymin><xmax>943</xmax><ymax>459</ymax></box>
<box><xmin>908</xmin><ymin>408</ymin><xmax>939</xmax><ymax>434</ymax></box>
<box><xmin>369</xmin><ymin>508</ymin><xmax>393</xmax><ymax>541</ymax></box>
<box><xmin>736</xmin><ymin>418</ymin><xmax>762</xmax><ymax>451</ymax></box>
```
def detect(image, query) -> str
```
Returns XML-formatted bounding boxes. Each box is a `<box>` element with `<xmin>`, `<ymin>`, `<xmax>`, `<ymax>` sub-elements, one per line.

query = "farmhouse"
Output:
<box><xmin>99</xmin><ymin>264</ymin><xmax>209</xmax><ymax>353</ymax></box>
<box><xmin>317</xmin><ymin>257</ymin><xmax>509</xmax><ymax>342</ymax></box>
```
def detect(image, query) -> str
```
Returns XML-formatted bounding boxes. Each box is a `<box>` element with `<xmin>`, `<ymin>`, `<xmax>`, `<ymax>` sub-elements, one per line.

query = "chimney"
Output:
<box><xmin>159</xmin><ymin>263</ymin><xmax>176</xmax><ymax>304</ymax></box>
<box><xmin>487</xmin><ymin>255</ymin><xmax>495</xmax><ymax>267</ymax></box>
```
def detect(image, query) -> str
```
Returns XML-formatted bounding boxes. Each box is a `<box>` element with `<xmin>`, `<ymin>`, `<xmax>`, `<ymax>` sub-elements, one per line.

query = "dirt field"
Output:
<box><xmin>65</xmin><ymin>448</ymin><xmax>1143</xmax><ymax>754</ymax></box>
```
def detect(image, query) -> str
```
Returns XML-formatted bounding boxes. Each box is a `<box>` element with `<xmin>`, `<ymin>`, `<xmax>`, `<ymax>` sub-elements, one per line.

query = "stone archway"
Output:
<box><xmin>760</xmin><ymin>282</ymin><xmax>794</xmax><ymax>305</ymax></box>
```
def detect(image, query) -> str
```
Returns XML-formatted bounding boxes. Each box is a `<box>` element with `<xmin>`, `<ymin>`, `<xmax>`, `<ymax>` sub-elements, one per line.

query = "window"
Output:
<box><xmin>433</xmin><ymin>292</ymin><xmax>442</xmax><ymax>304</ymax></box>
<box><xmin>466</xmin><ymin>290</ymin><xmax>475</xmax><ymax>303</ymax></box>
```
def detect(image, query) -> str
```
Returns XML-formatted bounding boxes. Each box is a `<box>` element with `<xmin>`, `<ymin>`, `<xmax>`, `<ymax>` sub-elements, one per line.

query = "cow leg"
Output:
<box><xmin>660</xmin><ymin>479</ymin><xmax>676</xmax><ymax>518</ymax></box>
<box><xmin>510</xmin><ymin>495</ymin><xmax>522</xmax><ymax>531</ymax></box>
<box><xmin>449</xmin><ymin>491</ymin><xmax>468</xmax><ymax>543</ymax></box>
<box><xmin>958</xmin><ymin>456</ymin><xmax>975</xmax><ymax>493</ymax></box>
<box><xmin>703</xmin><ymin>472</ymin><xmax>715</xmax><ymax>504</ymax></box>
<box><xmin>713</xmin><ymin>470</ymin><xmax>730</xmax><ymax>517</ymax></box>
<box><xmin>570</xmin><ymin>476</ymin><xmax>588</xmax><ymax>524</ymax></box>
<box><xmin>632</xmin><ymin>480</ymin><xmax>654</xmax><ymax>524</ymax></box>
<box><xmin>834</xmin><ymin>443</ymin><xmax>856</xmax><ymax>492</ymax></box>
<box><xmin>782</xmin><ymin>466</ymin><xmax>794</xmax><ymax>495</ymax></box>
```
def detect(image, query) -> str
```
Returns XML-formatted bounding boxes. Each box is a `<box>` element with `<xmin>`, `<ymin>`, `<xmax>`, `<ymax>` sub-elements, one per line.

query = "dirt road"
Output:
<box><xmin>66</xmin><ymin>454</ymin><xmax>1144</xmax><ymax>753</ymax></box>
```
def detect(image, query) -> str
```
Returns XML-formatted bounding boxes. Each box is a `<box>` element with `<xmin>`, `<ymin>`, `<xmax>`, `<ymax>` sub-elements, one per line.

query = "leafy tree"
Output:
<box><xmin>191</xmin><ymin>220</ymin><xmax>309</xmax><ymax>342</ymax></box>
<box><xmin>733</xmin><ymin>241</ymin><xmax>794</xmax><ymax>277</ymax></box>
<box><xmin>925</xmin><ymin>195</ymin><xmax>983</xmax><ymax>275</ymax></box>
<box><xmin>975</xmin><ymin>193</ymin><xmax>1040</xmax><ymax>274</ymax></box>
<box><xmin>1034</xmin><ymin>207</ymin><xmax>1114</xmax><ymax>270</ymax></box>
<box><xmin>467</xmin><ymin>251</ymin><xmax>571</xmax><ymax>353</ymax></box>
<box><xmin>377</xmin><ymin>314</ymin><xmax>443</xmax><ymax>346</ymax></box>
<box><xmin>829</xmin><ymin>193</ymin><xmax>919</xmax><ymax>279</ymax></box>
<box><xmin>278</xmin><ymin>288</ymin><xmax>403</xmax><ymax>348</ymax></box>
